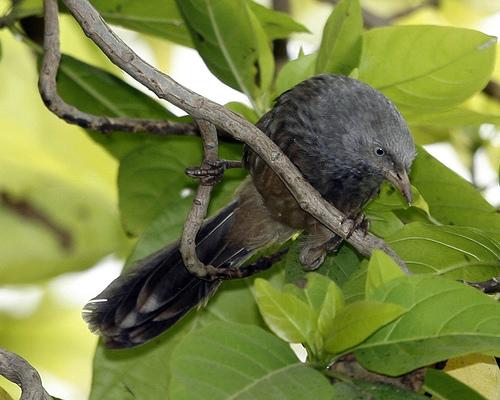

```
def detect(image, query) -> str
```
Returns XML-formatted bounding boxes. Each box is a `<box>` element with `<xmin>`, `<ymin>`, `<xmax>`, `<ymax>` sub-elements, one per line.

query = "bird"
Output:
<box><xmin>83</xmin><ymin>74</ymin><xmax>416</xmax><ymax>348</ymax></box>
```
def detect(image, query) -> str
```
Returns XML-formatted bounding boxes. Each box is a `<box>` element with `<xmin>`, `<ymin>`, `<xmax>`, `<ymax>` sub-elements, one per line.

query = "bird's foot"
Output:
<box><xmin>341</xmin><ymin>212</ymin><xmax>369</xmax><ymax>239</ymax></box>
<box><xmin>299</xmin><ymin>245</ymin><xmax>327</xmax><ymax>271</ymax></box>
<box><xmin>185</xmin><ymin>159</ymin><xmax>242</xmax><ymax>185</ymax></box>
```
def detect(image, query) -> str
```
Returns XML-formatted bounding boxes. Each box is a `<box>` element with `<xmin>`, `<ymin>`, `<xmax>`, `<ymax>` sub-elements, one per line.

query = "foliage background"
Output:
<box><xmin>0</xmin><ymin>0</ymin><xmax>499</xmax><ymax>399</ymax></box>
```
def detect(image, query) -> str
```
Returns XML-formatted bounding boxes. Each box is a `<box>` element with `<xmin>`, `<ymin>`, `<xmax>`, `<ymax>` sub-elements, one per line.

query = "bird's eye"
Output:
<box><xmin>375</xmin><ymin>147</ymin><xmax>385</xmax><ymax>156</ymax></box>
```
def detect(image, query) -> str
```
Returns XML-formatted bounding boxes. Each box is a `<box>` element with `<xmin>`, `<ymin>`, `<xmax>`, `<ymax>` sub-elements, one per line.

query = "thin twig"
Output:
<box><xmin>54</xmin><ymin>0</ymin><xmax>408</xmax><ymax>271</ymax></box>
<box><xmin>180</xmin><ymin>120</ymin><xmax>219</xmax><ymax>278</ymax></box>
<box><xmin>39</xmin><ymin>0</ymin><xmax>198</xmax><ymax>136</ymax></box>
<box><xmin>0</xmin><ymin>348</ymin><xmax>52</xmax><ymax>400</ymax></box>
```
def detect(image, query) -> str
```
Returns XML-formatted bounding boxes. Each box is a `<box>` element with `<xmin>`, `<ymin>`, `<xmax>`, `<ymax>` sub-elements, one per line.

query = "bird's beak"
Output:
<box><xmin>384</xmin><ymin>168</ymin><xmax>412</xmax><ymax>204</ymax></box>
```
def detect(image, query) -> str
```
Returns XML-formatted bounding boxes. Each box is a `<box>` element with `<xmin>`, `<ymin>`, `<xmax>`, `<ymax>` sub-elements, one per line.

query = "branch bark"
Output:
<box><xmin>0</xmin><ymin>348</ymin><xmax>52</xmax><ymax>400</ymax></box>
<box><xmin>39</xmin><ymin>0</ymin><xmax>198</xmax><ymax>136</ymax></box>
<box><xmin>48</xmin><ymin>0</ymin><xmax>408</xmax><ymax>272</ymax></box>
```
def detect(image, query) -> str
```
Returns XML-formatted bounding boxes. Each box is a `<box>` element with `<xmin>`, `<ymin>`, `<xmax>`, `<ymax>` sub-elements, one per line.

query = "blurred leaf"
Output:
<box><xmin>356</xmin><ymin>275</ymin><xmax>500</xmax><ymax>376</ymax></box>
<box><xmin>410</xmin><ymin>148</ymin><xmax>500</xmax><ymax>241</ymax></box>
<box><xmin>407</xmin><ymin>107</ymin><xmax>500</xmax><ymax>127</ymax></box>
<box><xmin>324</xmin><ymin>300</ymin><xmax>405</xmax><ymax>354</ymax></box>
<box><xmin>275</xmin><ymin>52</ymin><xmax>317</xmax><ymax>96</ymax></box>
<box><xmin>176</xmin><ymin>0</ymin><xmax>273</xmax><ymax>109</ymax></box>
<box><xmin>254</xmin><ymin>278</ymin><xmax>316</xmax><ymax>345</ymax></box>
<box><xmin>316</xmin><ymin>0</ymin><xmax>362</xmax><ymax>75</ymax></box>
<box><xmin>118</xmin><ymin>138</ymin><xmax>243</xmax><ymax>235</ymax></box>
<box><xmin>388</xmin><ymin>223</ymin><xmax>500</xmax><ymax>280</ymax></box>
<box><xmin>57</xmin><ymin>54</ymin><xmax>180</xmax><ymax>159</ymax></box>
<box><xmin>284</xmin><ymin>240</ymin><xmax>361</xmax><ymax>286</ymax></box>
<box><xmin>249</xmin><ymin>1</ymin><xmax>309</xmax><ymax>40</ymax></box>
<box><xmin>359</xmin><ymin>26</ymin><xmax>496</xmax><ymax>114</ymax></box>
<box><xmin>88</xmin><ymin>0</ymin><xmax>193</xmax><ymax>47</ymax></box>
<box><xmin>423</xmin><ymin>368</ymin><xmax>486</xmax><ymax>400</ymax></box>
<box><xmin>0</xmin><ymin>294</ymin><xmax>96</xmax><ymax>393</ymax></box>
<box><xmin>331</xmin><ymin>381</ymin><xmax>427</xmax><ymax>399</ymax></box>
<box><xmin>365</xmin><ymin>250</ymin><xmax>405</xmax><ymax>296</ymax></box>
<box><xmin>444</xmin><ymin>353</ymin><xmax>500</xmax><ymax>400</ymax></box>
<box><xmin>169</xmin><ymin>321</ymin><xmax>333</xmax><ymax>400</ymax></box>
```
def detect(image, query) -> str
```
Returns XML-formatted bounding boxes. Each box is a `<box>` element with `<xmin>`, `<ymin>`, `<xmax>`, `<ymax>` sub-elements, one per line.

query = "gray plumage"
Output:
<box><xmin>83</xmin><ymin>74</ymin><xmax>416</xmax><ymax>348</ymax></box>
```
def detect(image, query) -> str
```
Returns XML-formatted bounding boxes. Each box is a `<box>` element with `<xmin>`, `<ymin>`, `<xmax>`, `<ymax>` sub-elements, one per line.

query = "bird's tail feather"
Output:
<box><xmin>83</xmin><ymin>200</ymin><xmax>249</xmax><ymax>348</ymax></box>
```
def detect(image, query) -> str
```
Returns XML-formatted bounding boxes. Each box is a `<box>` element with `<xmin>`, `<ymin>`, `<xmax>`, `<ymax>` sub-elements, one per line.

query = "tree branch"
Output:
<box><xmin>39</xmin><ymin>0</ymin><xmax>198</xmax><ymax>136</ymax></box>
<box><xmin>49</xmin><ymin>0</ymin><xmax>408</xmax><ymax>272</ymax></box>
<box><xmin>0</xmin><ymin>348</ymin><xmax>52</xmax><ymax>400</ymax></box>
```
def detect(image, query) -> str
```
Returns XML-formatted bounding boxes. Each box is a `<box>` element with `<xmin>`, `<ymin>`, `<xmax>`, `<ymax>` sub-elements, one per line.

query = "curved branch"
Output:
<box><xmin>56</xmin><ymin>0</ymin><xmax>408</xmax><ymax>271</ymax></box>
<box><xmin>39</xmin><ymin>0</ymin><xmax>198</xmax><ymax>136</ymax></box>
<box><xmin>0</xmin><ymin>348</ymin><xmax>52</xmax><ymax>400</ymax></box>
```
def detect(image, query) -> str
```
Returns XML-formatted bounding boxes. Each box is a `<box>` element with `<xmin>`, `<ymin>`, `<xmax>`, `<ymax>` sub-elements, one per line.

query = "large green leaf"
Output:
<box><xmin>407</xmin><ymin>107</ymin><xmax>500</xmax><ymax>127</ymax></box>
<box><xmin>324</xmin><ymin>300</ymin><xmax>405</xmax><ymax>354</ymax></box>
<box><xmin>359</xmin><ymin>26</ymin><xmax>496</xmax><ymax>113</ymax></box>
<box><xmin>410</xmin><ymin>148</ymin><xmax>500</xmax><ymax>241</ymax></box>
<box><xmin>89</xmin><ymin>0</ymin><xmax>193</xmax><ymax>47</ymax></box>
<box><xmin>56</xmin><ymin>54</ymin><xmax>180</xmax><ymax>159</ymax></box>
<box><xmin>316</xmin><ymin>0</ymin><xmax>363</xmax><ymax>75</ymax></box>
<box><xmin>118</xmin><ymin>138</ymin><xmax>243</xmax><ymax>235</ymax></box>
<box><xmin>365</xmin><ymin>250</ymin><xmax>405</xmax><ymax>297</ymax></box>
<box><xmin>355</xmin><ymin>275</ymin><xmax>500</xmax><ymax>376</ymax></box>
<box><xmin>169</xmin><ymin>322</ymin><xmax>333</xmax><ymax>400</ymax></box>
<box><xmin>176</xmin><ymin>0</ymin><xmax>273</xmax><ymax>109</ymax></box>
<box><xmin>254</xmin><ymin>279</ymin><xmax>317</xmax><ymax>346</ymax></box>
<box><xmin>388</xmin><ymin>223</ymin><xmax>500</xmax><ymax>281</ymax></box>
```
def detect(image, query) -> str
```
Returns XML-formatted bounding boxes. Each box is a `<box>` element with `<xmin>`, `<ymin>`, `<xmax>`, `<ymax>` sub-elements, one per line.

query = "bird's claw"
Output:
<box><xmin>341</xmin><ymin>213</ymin><xmax>369</xmax><ymax>239</ymax></box>
<box><xmin>299</xmin><ymin>245</ymin><xmax>326</xmax><ymax>271</ymax></box>
<box><xmin>185</xmin><ymin>159</ymin><xmax>242</xmax><ymax>185</ymax></box>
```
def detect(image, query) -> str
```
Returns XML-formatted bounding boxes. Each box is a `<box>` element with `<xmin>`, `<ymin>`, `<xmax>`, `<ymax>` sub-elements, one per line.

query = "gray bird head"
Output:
<box><xmin>279</xmin><ymin>74</ymin><xmax>416</xmax><ymax>204</ymax></box>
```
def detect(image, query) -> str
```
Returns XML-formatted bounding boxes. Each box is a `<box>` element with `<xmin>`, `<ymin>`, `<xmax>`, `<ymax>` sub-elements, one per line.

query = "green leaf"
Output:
<box><xmin>341</xmin><ymin>261</ymin><xmax>368</xmax><ymax>304</ymax></box>
<box><xmin>359</xmin><ymin>26</ymin><xmax>496</xmax><ymax>114</ymax></box>
<box><xmin>169</xmin><ymin>322</ymin><xmax>333</xmax><ymax>400</ymax></box>
<box><xmin>118</xmin><ymin>138</ymin><xmax>244</xmax><ymax>235</ymax></box>
<box><xmin>366</xmin><ymin>210</ymin><xmax>405</xmax><ymax>238</ymax></box>
<box><xmin>324</xmin><ymin>300</ymin><xmax>406</xmax><ymax>354</ymax></box>
<box><xmin>387</xmin><ymin>223</ymin><xmax>500</xmax><ymax>280</ymax></box>
<box><xmin>317</xmin><ymin>279</ymin><xmax>345</xmax><ymax>338</ymax></box>
<box><xmin>89</xmin><ymin>0</ymin><xmax>193</xmax><ymax>47</ymax></box>
<box><xmin>316</xmin><ymin>0</ymin><xmax>363</xmax><ymax>75</ymax></box>
<box><xmin>367</xmin><ymin>181</ymin><xmax>429</xmax><ymax>215</ymax></box>
<box><xmin>356</xmin><ymin>275</ymin><xmax>500</xmax><ymax>376</ymax></box>
<box><xmin>407</xmin><ymin>107</ymin><xmax>500</xmax><ymax>127</ymax></box>
<box><xmin>254</xmin><ymin>278</ymin><xmax>316</xmax><ymax>345</ymax></box>
<box><xmin>247</xmin><ymin>2</ymin><xmax>275</xmax><ymax>107</ymax></box>
<box><xmin>275</xmin><ymin>52</ymin><xmax>317</xmax><ymax>96</ymax></box>
<box><xmin>423</xmin><ymin>368</ymin><xmax>487</xmax><ymax>400</ymax></box>
<box><xmin>225</xmin><ymin>101</ymin><xmax>259</xmax><ymax>124</ymax></box>
<box><xmin>249</xmin><ymin>1</ymin><xmax>309</xmax><ymax>40</ymax></box>
<box><xmin>410</xmin><ymin>148</ymin><xmax>500</xmax><ymax>241</ymax></box>
<box><xmin>365</xmin><ymin>250</ymin><xmax>405</xmax><ymax>296</ymax></box>
<box><xmin>284</xmin><ymin>273</ymin><xmax>333</xmax><ymax>311</ymax></box>
<box><xmin>176</xmin><ymin>0</ymin><xmax>273</xmax><ymax>110</ymax></box>
<box><xmin>56</xmin><ymin>54</ymin><xmax>179</xmax><ymax>159</ymax></box>
<box><xmin>332</xmin><ymin>381</ymin><xmax>427</xmax><ymax>399</ymax></box>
